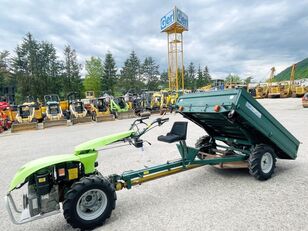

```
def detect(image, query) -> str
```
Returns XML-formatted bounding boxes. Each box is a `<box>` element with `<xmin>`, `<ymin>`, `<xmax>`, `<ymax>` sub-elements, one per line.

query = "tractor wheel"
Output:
<box><xmin>195</xmin><ymin>135</ymin><xmax>216</xmax><ymax>159</ymax></box>
<box><xmin>248</xmin><ymin>144</ymin><xmax>276</xmax><ymax>181</ymax></box>
<box><xmin>63</xmin><ymin>175</ymin><xmax>116</xmax><ymax>230</ymax></box>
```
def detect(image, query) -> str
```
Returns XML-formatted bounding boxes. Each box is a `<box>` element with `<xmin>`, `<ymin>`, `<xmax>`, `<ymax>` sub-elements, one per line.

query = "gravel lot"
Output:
<box><xmin>1</xmin><ymin>98</ymin><xmax>307</xmax><ymax>231</ymax></box>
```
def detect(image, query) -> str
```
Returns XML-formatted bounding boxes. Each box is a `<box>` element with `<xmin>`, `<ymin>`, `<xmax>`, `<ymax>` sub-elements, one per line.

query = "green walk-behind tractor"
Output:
<box><xmin>5</xmin><ymin>89</ymin><xmax>299</xmax><ymax>230</ymax></box>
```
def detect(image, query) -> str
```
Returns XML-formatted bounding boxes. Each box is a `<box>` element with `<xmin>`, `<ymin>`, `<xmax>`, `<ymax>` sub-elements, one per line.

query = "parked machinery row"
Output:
<box><xmin>0</xmin><ymin>90</ymin><xmax>179</xmax><ymax>133</ymax></box>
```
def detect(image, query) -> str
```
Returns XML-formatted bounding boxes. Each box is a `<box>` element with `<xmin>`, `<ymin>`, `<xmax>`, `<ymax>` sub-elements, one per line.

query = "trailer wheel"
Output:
<box><xmin>249</xmin><ymin>144</ymin><xmax>276</xmax><ymax>181</ymax></box>
<box><xmin>195</xmin><ymin>135</ymin><xmax>216</xmax><ymax>159</ymax></box>
<box><xmin>63</xmin><ymin>175</ymin><xmax>116</xmax><ymax>229</ymax></box>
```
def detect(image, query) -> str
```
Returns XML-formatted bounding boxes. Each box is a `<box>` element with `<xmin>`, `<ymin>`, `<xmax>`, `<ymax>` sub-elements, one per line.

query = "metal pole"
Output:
<box><xmin>167</xmin><ymin>33</ymin><xmax>171</xmax><ymax>90</ymax></box>
<box><xmin>181</xmin><ymin>32</ymin><xmax>184</xmax><ymax>93</ymax></box>
<box><xmin>175</xmin><ymin>28</ymin><xmax>179</xmax><ymax>93</ymax></box>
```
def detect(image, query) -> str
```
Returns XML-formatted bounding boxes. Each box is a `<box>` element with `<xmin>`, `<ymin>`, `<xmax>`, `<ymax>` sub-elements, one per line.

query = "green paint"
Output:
<box><xmin>9</xmin><ymin>154</ymin><xmax>80</xmax><ymax>192</ymax></box>
<box><xmin>177</xmin><ymin>89</ymin><xmax>300</xmax><ymax>159</ymax></box>
<box><xmin>74</xmin><ymin>130</ymin><xmax>134</xmax><ymax>154</ymax></box>
<box><xmin>9</xmin><ymin>130</ymin><xmax>134</xmax><ymax>192</ymax></box>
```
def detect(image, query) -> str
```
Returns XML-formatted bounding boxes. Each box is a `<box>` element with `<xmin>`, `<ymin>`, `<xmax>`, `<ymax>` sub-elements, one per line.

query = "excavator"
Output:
<box><xmin>267</xmin><ymin>67</ymin><xmax>281</xmax><ymax>98</ymax></box>
<box><xmin>42</xmin><ymin>94</ymin><xmax>67</xmax><ymax>128</ymax></box>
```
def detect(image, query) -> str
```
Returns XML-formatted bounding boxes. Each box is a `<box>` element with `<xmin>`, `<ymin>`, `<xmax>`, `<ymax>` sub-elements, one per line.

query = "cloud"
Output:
<box><xmin>0</xmin><ymin>0</ymin><xmax>308</xmax><ymax>81</ymax></box>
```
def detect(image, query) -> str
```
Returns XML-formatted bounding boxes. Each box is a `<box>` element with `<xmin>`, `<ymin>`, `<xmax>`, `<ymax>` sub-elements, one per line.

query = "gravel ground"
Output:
<box><xmin>0</xmin><ymin>98</ymin><xmax>307</xmax><ymax>231</ymax></box>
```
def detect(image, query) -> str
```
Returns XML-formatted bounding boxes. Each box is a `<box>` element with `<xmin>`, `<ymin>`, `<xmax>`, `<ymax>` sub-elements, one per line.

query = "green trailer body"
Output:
<box><xmin>177</xmin><ymin>89</ymin><xmax>299</xmax><ymax>160</ymax></box>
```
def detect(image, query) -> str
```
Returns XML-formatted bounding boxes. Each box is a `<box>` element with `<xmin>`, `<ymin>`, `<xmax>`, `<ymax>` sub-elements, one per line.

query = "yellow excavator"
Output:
<box><xmin>267</xmin><ymin>67</ymin><xmax>280</xmax><ymax>98</ymax></box>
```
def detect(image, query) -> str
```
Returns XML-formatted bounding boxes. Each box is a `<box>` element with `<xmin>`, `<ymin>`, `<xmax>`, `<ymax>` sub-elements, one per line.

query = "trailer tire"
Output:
<box><xmin>249</xmin><ymin>144</ymin><xmax>276</xmax><ymax>181</ymax></box>
<box><xmin>195</xmin><ymin>135</ymin><xmax>216</xmax><ymax>159</ymax></box>
<box><xmin>63</xmin><ymin>175</ymin><xmax>116</xmax><ymax>230</ymax></box>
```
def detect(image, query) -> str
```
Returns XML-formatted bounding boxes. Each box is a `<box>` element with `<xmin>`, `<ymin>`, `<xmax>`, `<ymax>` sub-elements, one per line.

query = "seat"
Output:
<box><xmin>158</xmin><ymin>122</ymin><xmax>188</xmax><ymax>143</ymax></box>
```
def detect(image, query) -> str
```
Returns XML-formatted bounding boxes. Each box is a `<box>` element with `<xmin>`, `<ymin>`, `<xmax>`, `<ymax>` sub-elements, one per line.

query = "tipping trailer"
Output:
<box><xmin>177</xmin><ymin>89</ymin><xmax>299</xmax><ymax>162</ymax></box>
<box><xmin>5</xmin><ymin>89</ymin><xmax>299</xmax><ymax>230</ymax></box>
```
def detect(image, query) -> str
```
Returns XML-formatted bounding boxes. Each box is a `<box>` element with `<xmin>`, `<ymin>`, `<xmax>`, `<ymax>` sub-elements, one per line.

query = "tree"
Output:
<box><xmin>120</xmin><ymin>50</ymin><xmax>142</xmax><ymax>92</ymax></box>
<box><xmin>0</xmin><ymin>50</ymin><xmax>12</xmax><ymax>87</ymax></box>
<box><xmin>159</xmin><ymin>70</ymin><xmax>168</xmax><ymax>89</ymax></box>
<box><xmin>102</xmin><ymin>52</ymin><xmax>117</xmax><ymax>94</ymax></box>
<box><xmin>83</xmin><ymin>57</ymin><xmax>103</xmax><ymax>97</ymax></box>
<box><xmin>184</xmin><ymin>62</ymin><xmax>196</xmax><ymax>90</ymax></box>
<box><xmin>12</xmin><ymin>33</ymin><xmax>40</xmax><ymax>102</ymax></box>
<box><xmin>203</xmin><ymin>66</ymin><xmax>211</xmax><ymax>84</ymax></box>
<box><xmin>244</xmin><ymin>76</ymin><xmax>253</xmax><ymax>84</ymax></box>
<box><xmin>12</xmin><ymin>33</ymin><xmax>63</xmax><ymax>102</ymax></box>
<box><xmin>38</xmin><ymin>41</ymin><xmax>62</xmax><ymax>96</ymax></box>
<box><xmin>225</xmin><ymin>74</ymin><xmax>241</xmax><ymax>84</ymax></box>
<box><xmin>62</xmin><ymin>45</ymin><xmax>82</xmax><ymax>97</ymax></box>
<box><xmin>195</xmin><ymin>65</ymin><xmax>212</xmax><ymax>89</ymax></box>
<box><xmin>141</xmin><ymin>57</ymin><xmax>159</xmax><ymax>91</ymax></box>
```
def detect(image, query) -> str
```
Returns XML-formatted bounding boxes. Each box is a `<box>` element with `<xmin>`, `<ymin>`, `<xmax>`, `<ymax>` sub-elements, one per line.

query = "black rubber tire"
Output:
<box><xmin>248</xmin><ymin>144</ymin><xmax>276</xmax><ymax>181</ymax></box>
<box><xmin>63</xmin><ymin>175</ymin><xmax>116</xmax><ymax>230</ymax></box>
<box><xmin>195</xmin><ymin>135</ymin><xmax>216</xmax><ymax>159</ymax></box>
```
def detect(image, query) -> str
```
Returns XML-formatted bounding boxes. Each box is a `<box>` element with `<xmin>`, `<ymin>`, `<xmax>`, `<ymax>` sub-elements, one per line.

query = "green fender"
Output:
<box><xmin>9</xmin><ymin>130</ymin><xmax>135</xmax><ymax>192</ymax></box>
<box><xmin>8</xmin><ymin>152</ymin><xmax>97</xmax><ymax>192</ymax></box>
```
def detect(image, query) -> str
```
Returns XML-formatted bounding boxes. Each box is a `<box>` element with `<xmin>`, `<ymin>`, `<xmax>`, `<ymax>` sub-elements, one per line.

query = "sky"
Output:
<box><xmin>1</xmin><ymin>0</ymin><xmax>308</xmax><ymax>81</ymax></box>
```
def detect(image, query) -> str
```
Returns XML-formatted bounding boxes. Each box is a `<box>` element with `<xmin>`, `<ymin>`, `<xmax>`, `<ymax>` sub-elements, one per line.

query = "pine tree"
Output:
<box><xmin>159</xmin><ymin>70</ymin><xmax>168</xmax><ymax>89</ymax></box>
<box><xmin>12</xmin><ymin>33</ymin><xmax>40</xmax><ymax>102</ymax></box>
<box><xmin>102</xmin><ymin>52</ymin><xmax>117</xmax><ymax>94</ymax></box>
<box><xmin>62</xmin><ymin>45</ymin><xmax>82</xmax><ymax>97</ymax></box>
<box><xmin>196</xmin><ymin>65</ymin><xmax>203</xmax><ymax>88</ymax></box>
<box><xmin>203</xmin><ymin>66</ymin><xmax>211</xmax><ymax>84</ymax></box>
<box><xmin>186</xmin><ymin>62</ymin><xmax>196</xmax><ymax>90</ymax></box>
<box><xmin>120</xmin><ymin>50</ymin><xmax>142</xmax><ymax>92</ymax></box>
<box><xmin>83</xmin><ymin>57</ymin><xmax>103</xmax><ymax>97</ymax></box>
<box><xmin>12</xmin><ymin>33</ymin><xmax>63</xmax><ymax>101</ymax></box>
<box><xmin>0</xmin><ymin>51</ymin><xmax>11</xmax><ymax>87</ymax></box>
<box><xmin>141</xmin><ymin>57</ymin><xmax>159</xmax><ymax>91</ymax></box>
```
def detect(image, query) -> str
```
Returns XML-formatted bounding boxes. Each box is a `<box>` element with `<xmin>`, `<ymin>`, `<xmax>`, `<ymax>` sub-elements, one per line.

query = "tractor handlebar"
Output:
<box><xmin>130</xmin><ymin>117</ymin><xmax>169</xmax><ymax>139</ymax></box>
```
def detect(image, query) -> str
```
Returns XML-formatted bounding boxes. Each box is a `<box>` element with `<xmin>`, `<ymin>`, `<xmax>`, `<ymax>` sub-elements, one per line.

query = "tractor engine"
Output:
<box><xmin>24</xmin><ymin>169</ymin><xmax>60</xmax><ymax>217</ymax></box>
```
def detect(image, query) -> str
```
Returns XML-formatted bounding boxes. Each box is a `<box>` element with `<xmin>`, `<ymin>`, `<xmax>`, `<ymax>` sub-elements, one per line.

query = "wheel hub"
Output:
<box><xmin>261</xmin><ymin>152</ymin><xmax>273</xmax><ymax>174</ymax></box>
<box><xmin>77</xmin><ymin>189</ymin><xmax>108</xmax><ymax>220</ymax></box>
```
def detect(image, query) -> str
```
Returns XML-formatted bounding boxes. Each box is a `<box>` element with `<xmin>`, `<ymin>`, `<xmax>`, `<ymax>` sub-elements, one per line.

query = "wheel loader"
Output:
<box><xmin>11</xmin><ymin>104</ymin><xmax>37</xmax><ymax>133</ymax></box>
<box><xmin>90</xmin><ymin>96</ymin><xmax>115</xmax><ymax>122</ymax></box>
<box><xmin>109</xmin><ymin>95</ymin><xmax>135</xmax><ymax>119</ymax></box>
<box><xmin>42</xmin><ymin>95</ymin><xmax>67</xmax><ymax>128</ymax></box>
<box><xmin>67</xmin><ymin>92</ymin><xmax>92</xmax><ymax>124</ymax></box>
